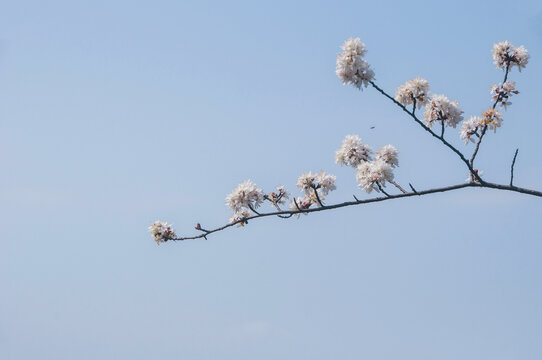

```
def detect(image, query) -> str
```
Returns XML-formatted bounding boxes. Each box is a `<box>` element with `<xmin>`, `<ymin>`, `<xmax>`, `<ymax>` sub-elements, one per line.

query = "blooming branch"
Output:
<box><xmin>149</xmin><ymin>38</ymin><xmax>541</xmax><ymax>244</ymax></box>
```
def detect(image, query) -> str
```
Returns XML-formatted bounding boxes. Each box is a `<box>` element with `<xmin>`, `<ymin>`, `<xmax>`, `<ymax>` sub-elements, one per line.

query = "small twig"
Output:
<box><xmin>440</xmin><ymin>120</ymin><xmax>445</xmax><ymax>139</ymax></box>
<box><xmin>353</xmin><ymin>195</ymin><xmax>360</xmax><ymax>201</ymax></box>
<box><xmin>293</xmin><ymin>197</ymin><xmax>302</xmax><ymax>211</ymax></box>
<box><xmin>312</xmin><ymin>186</ymin><xmax>324</xmax><ymax>207</ymax></box>
<box><xmin>409</xmin><ymin>183</ymin><xmax>418</xmax><ymax>194</ymax></box>
<box><xmin>377</xmin><ymin>182</ymin><xmax>391</xmax><ymax>197</ymax></box>
<box><xmin>510</xmin><ymin>148</ymin><xmax>519</xmax><ymax>187</ymax></box>
<box><xmin>389</xmin><ymin>180</ymin><xmax>408</xmax><ymax>194</ymax></box>
<box><xmin>248</xmin><ymin>204</ymin><xmax>261</xmax><ymax>215</ymax></box>
<box><xmin>195</xmin><ymin>223</ymin><xmax>210</xmax><ymax>233</ymax></box>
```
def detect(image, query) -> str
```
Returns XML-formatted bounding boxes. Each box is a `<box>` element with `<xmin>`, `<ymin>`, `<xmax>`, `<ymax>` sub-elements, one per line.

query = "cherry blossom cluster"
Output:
<box><xmin>490</xmin><ymin>81</ymin><xmax>518</xmax><ymax>109</ymax></box>
<box><xmin>335</xmin><ymin>135</ymin><xmax>399</xmax><ymax>193</ymax></box>
<box><xmin>335</xmin><ymin>38</ymin><xmax>375</xmax><ymax>89</ymax></box>
<box><xmin>292</xmin><ymin>171</ymin><xmax>336</xmax><ymax>207</ymax></box>
<box><xmin>395</xmin><ymin>77</ymin><xmax>430</xmax><ymax>109</ymax></box>
<box><xmin>423</xmin><ymin>94</ymin><xmax>464</xmax><ymax>128</ymax></box>
<box><xmin>492</xmin><ymin>41</ymin><xmax>529</xmax><ymax>72</ymax></box>
<box><xmin>148</xmin><ymin>221</ymin><xmax>176</xmax><ymax>244</ymax></box>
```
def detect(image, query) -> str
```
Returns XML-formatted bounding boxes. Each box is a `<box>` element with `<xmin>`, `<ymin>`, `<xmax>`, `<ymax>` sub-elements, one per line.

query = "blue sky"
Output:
<box><xmin>1</xmin><ymin>0</ymin><xmax>542</xmax><ymax>359</ymax></box>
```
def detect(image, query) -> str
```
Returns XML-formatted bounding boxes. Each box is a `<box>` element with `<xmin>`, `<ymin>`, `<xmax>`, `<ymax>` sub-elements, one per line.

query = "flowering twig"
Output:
<box><xmin>369</xmin><ymin>81</ymin><xmax>483</xmax><ymax>183</ymax></box>
<box><xmin>166</xmin><ymin>182</ymin><xmax>542</xmax><ymax>242</ymax></box>
<box><xmin>149</xmin><ymin>38</ymin><xmax>539</xmax><ymax>245</ymax></box>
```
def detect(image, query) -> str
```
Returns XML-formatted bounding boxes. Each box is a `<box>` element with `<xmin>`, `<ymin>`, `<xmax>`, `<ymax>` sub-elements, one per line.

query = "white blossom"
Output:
<box><xmin>481</xmin><ymin>108</ymin><xmax>503</xmax><ymax>132</ymax></box>
<box><xmin>267</xmin><ymin>185</ymin><xmax>289</xmax><ymax>205</ymax></box>
<box><xmin>492</xmin><ymin>41</ymin><xmax>530</xmax><ymax>72</ymax></box>
<box><xmin>225</xmin><ymin>180</ymin><xmax>264</xmax><ymax>212</ymax></box>
<box><xmin>288</xmin><ymin>196</ymin><xmax>312</xmax><ymax>217</ymax></box>
<box><xmin>336</xmin><ymin>38</ymin><xmax>375</xmax><ymax>89</ymax></box>
<box><xmin>423</xmin><ymin>94</ymin><xmax>464</xmax><ymax>128</ymax></box>
<box><xmin>460</xmin><ymin>116</ymin><xmax>483</xmax><ymax>144</ymax></box>
<box><xmin>395</xmin><ymin>77</ymin><xmax>430</xmax><ymax>108</ymax></box>
<box><xmin>148</xmin><ymin>221</ymin><xmax>176</xmax><ymax>244</ymax></box>
<box><xmin>490</xmin><ymin>81</ymin><xmax>518</xmax><ymax>109</ymax></box>
<box><xmin>355</xmin><ymin>160</ymin><xmax>394</xmax><ymax>194</ymax></box>
<box><xmin>229</xmin><ymin>209</ymin><xmax>251</xmax><ymax>226</ymax></box>
<box><xmin>375</xmin><ymin>145</ymin><xmax>399</xmax><ymax>168</ymax></box>
<box><xmin>335</xmin><ymin>134</ymin><xmax>373</xmax><ymax>167</ymax></box>
<box><xmin>317</xmin><ymin>171</ymin><xmax>337</xmax><ymax>196</ymax></box>
<box><xmin>296</xmin><ymin>171</ymin><xmax>336</xmax><ymax>205</ymax></box>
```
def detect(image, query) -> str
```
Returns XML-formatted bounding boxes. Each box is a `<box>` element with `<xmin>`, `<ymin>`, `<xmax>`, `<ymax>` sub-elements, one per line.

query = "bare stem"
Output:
<box><xmin>510</xmin><ymin>148</ymin><xmax>519</xmax><ymax>186</ymax></box>
<box><xmin>389</xmin><ymin>180</ymin><xmax>408</xmax><ymax>194</ymax></box>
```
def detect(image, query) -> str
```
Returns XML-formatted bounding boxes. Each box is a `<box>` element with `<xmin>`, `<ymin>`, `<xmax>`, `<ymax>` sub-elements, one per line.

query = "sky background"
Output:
<box><xmin>2</xmin><ymin>0</ymin><xmax>542</xmax><ymax>359</ymax></box>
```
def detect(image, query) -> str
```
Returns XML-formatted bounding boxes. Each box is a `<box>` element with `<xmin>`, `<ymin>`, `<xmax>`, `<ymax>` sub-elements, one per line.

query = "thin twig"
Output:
<box><xmin>510</xmin><ymin>148</ymin><xmax>519</xmax><ymax>186</ymax></box>
<box><xmin>470</xmin><ymin>61</ymin><xmax>511</xmax><ymax>167</ymax></box>
<box><xmin>409</xmin><ymin>183</ymin><xmax>418</xmax><ymax>194</ymax></box>
<box><xmin>389</xmin><ymin>180</ymin><xmax>408</xmax><ymax>194</ymax></box>
<box><xmin>312</xmin><ymin>186</ymin><xmax>324</xmax><ymax>207</ymax></box>
<box><xmin>377</xmin><ymin>182</ymin><xmax>391</xmax><ymax>197</ymax></box>
<box><xmin>248</xmin><ymin>204</ymin><xmax>260</xmax><ymax>215</ymax></box>
<box><xmin>353</xmin><ymin>195</ymin><xmax>360</xmax><ymax>201</ymax></box>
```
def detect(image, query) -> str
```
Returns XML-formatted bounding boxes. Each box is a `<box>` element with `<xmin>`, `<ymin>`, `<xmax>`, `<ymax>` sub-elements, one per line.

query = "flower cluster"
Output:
<box><xmin>492</xmin><ymin>41</ymin><xmax>529</xmax><ymax>72</ymax></box>
<box><xmin>225</xmin><ymin>180</ymin><xmax>264</xmax><ymax>213</ymax></box>
<box><xmin>265</xmin><ymin>185</ymin><xmax>289</xmax><ymax>205</ymax></box>
<box><xmin>291</xmin><ymin>171</ymin><xmax>336</xmax><ymax>209</ymax></box>
<box><xmin>460</xmin><ymin>116</ymin><xmax>483</xmax><ymax>144</ymax></box>
<box><xmin>336</xmin><ymin>38</ymin><xmax>375</xmax><ymax>89</ymax></box>
<box><xmin>148</xmin><ymin>221</ymin><xmax>176</xmax><ymax>244</ymax></box>
<box><xmin>335</xmin><ymin>135</ymin><xmax>399</xmax><ymax>194</ymax></box>
<box><xmin>335</xmin><ymin>134</ymin><xmax>373</xmax><ymax>167</ymax></box>
<box><xmin>423</xmin><ymin>94</ymin><xmax>464</xmax><ymax>128</ymax></box>
<box><xmin>395</xmin><ymin>77</ymin><xmax>430</xmax><ymax>109</ymax></box>
<box><xmin>490</xmin><ymin>81</ymin><xmax>518</xmax><ymax>109</ymax></box>
<box><xmin>481</xmin><ymin>108</ymin><xmax>503</xmax><ymax>132</ymax></box>
<box><xmin>229</xmin><ymin>209</ymin><xmax>251</xmax><ymax>227</ymax></box>
<box><xmin>375</xmin><ymin>145</ymin><xmax>399</xmax><ymax>168</ymax></box>
<box><xmin>356</xmin><ymin>160</ymin><xmax>395</xmax><ymax>193</ymax></box>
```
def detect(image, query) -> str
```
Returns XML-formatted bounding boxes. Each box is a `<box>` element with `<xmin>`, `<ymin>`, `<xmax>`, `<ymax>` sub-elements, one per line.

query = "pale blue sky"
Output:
<box><xmin>1</xmin><ymin>0</ymin><xmax>542</xmax><ymax>359</ymax></box>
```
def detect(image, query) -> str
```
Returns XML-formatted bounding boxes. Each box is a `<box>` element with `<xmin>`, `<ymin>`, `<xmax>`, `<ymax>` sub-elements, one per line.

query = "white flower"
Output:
<box><xmin>148</xmin><ymin>221</ymin><xmax>176</xmax><ymax>244</ymax></box>
<box><xmin>423</xmin><ymin>94</ymin><xmax>464</xmax><ymax>128</ymax></box>
<box><xmin>490</xmin><ymin>81</ymin><xmax>518</xmax><ymax>109</ymax></box>
<box><xmin>492</xmin><ymin>41</ymin><xmax>530</xmax><ymax>72</ymax></box>
<box><xmin>460</xmin><ymin>116</ymin><xmax>483</xmax><ymax>144</ymax></box>
<box><xmin>229</xmin><ymin>209</ymin><xmax>251</xmax><ymax>226</ymax></box>
<box><xmin>296</xmin><ymin>171</ymin><xmax>319</xmax><ymax>195</ymax></box>
<box><xmin>335</xmin><ymin>134</ymin><xmax>373</xmax><ymax>167</ymax></box>
<box><xmin>481</xmin><ymin>108</ymin><xmax>503</xmax><ymax>132</ymax></box>
<box><xmin>317</xmin><ymin>171</ymin><xmax>337</xmax><ymax>196</ymax></box>
<box><xmin>225</xmin><ymin>180</ymin><xmax>264</xmax><ymax>212</ymax></box>
<box><xmin>267</xmin><ymin>185</ymin><xmax>289</xmax><ymax>205</ymax></box>
<box><xmin>336</xmin><ymin>38</ymin><xmax>375</xmax><ymax>89</ymax></box>
<box><xmin>288</xmin><ymin>196</ymin><xmax>312</xmax><ymax>217</ymax></box>
<box><xmin>375</xmin><ymin>145</ymin><xmax>399</xmax><ymax>168</ymax></box>
<box><xmin>395</xmin><ymin>77</ymin><xmax>430</xmax><ymax>108</ymax></box>
<box><xmin>355</xmin><ymin>160</ymin><xmax>394</xmax><ymax>193</ymax></box>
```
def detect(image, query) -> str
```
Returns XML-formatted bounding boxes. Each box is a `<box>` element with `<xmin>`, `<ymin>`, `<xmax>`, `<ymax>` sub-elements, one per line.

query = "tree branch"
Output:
<box><xmin>170</xmin><ymin>182</ymin><xmax>542</xmax><ymax>242</ymax></box>
<box><xmin>369</xmin><ymin>81</ymin><xmax>483</xmax><ymax>183</ymax></box>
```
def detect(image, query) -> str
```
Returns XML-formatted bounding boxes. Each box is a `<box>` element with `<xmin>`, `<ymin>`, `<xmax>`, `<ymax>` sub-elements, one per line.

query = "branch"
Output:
<box><xmin>170</xmin><ymin>182</ymin><xmax>542</xmax><ymax>242</ymax></box>
<box><xmin>470</xmin><ymin>61</ymin><xmax>511</xmax><ymax>167</ymax></box>
<box><xmin>510</xmin><ymin>148</ymin><xmax>519</xmax><ymax>186</ymax></box>
<box><xmin>369</xmin><ymin>81</ymin><xmax>482</xmax><ymax>183</ymax></box>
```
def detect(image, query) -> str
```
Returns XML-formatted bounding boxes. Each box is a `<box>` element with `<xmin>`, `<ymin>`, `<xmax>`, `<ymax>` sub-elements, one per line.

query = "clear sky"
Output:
<box><xmin>2</xmin><ymin>0</ymin><xmax>542</xmax><ymax>359</ymax></box>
